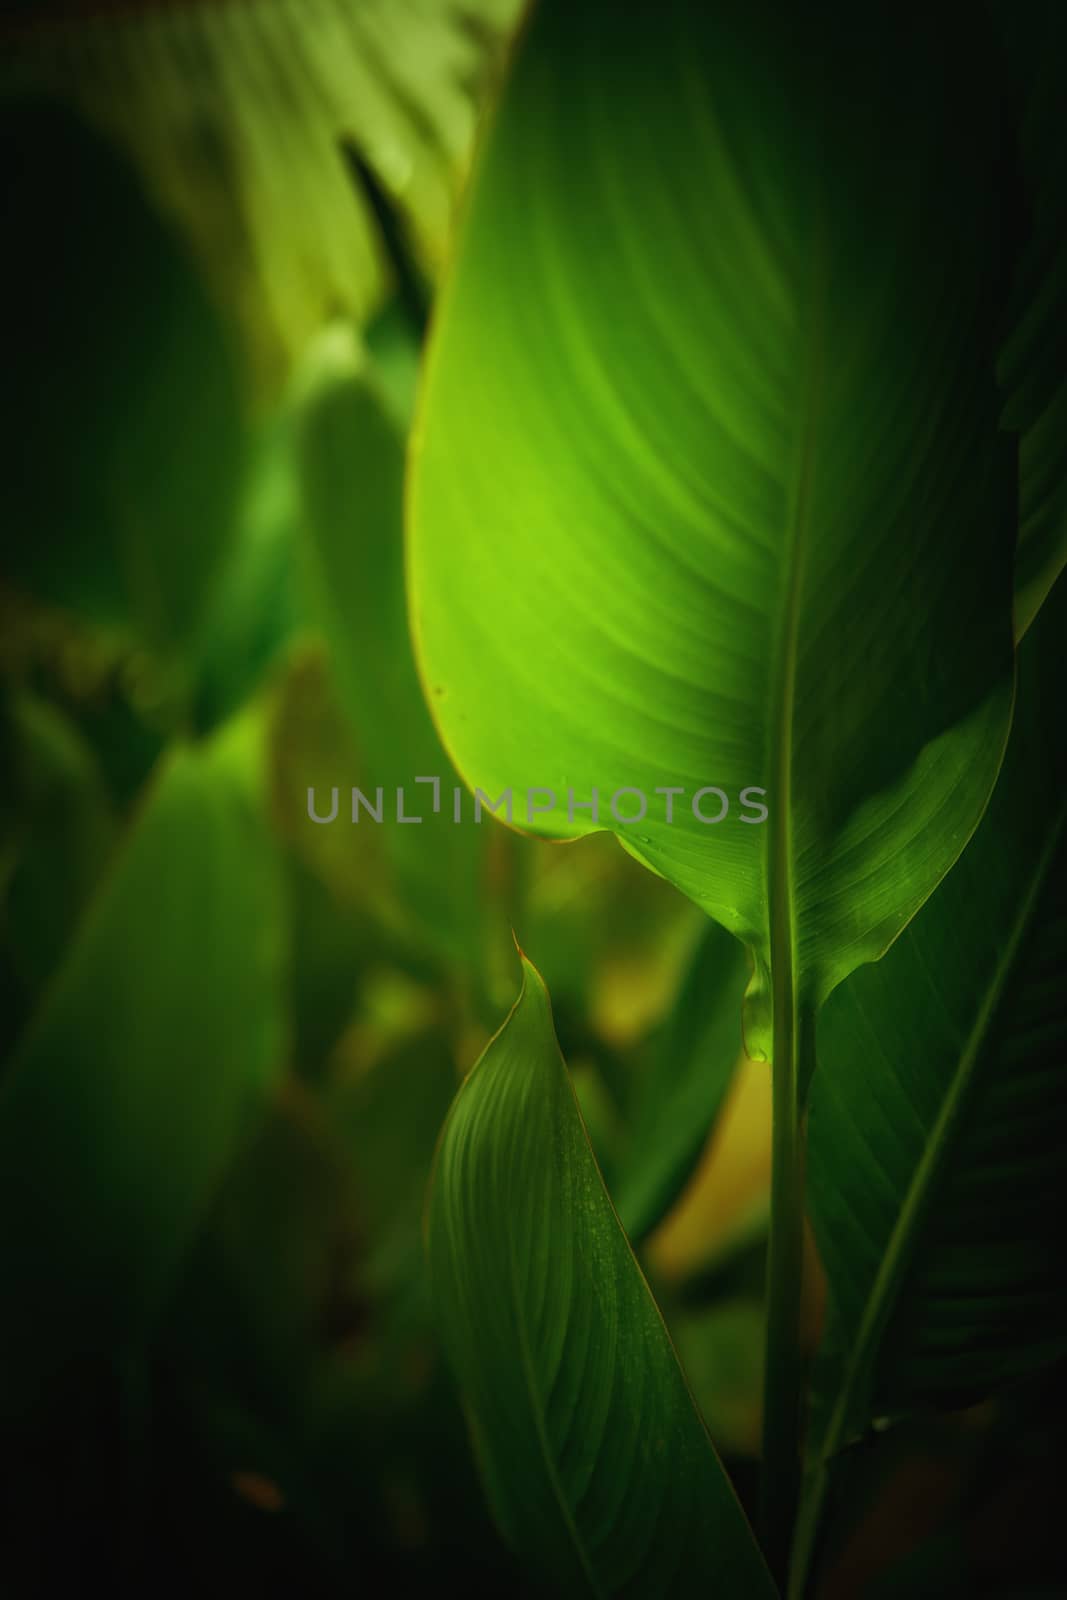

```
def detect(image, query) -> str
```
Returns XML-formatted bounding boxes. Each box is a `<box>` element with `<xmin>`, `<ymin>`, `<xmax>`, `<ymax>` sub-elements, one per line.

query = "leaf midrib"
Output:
<box><xmin>766</xmin><ymin>195</ymin><xmax>829</xmax><ymax>1052</ymax></box>
<box><xmin>507</xmin><ymin>1238</ymin><xmax>605</xmax><ymax>1597</ymax></box>
<box><xmin>430</xmin><ymin>974</ymin><xmax>603</xmax><ymax>1595</ymax></box>
<box><xmin>760</xmin><ymin>198</ymin><xmax>829</xmax><ymax>1577</ymax></box>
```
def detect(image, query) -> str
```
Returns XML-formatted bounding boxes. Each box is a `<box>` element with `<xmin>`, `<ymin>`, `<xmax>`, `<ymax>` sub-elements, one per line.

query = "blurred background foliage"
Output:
<box><xmin>0</xmin><ymin>2</ymin><xmax>1063</xmax><ymax>1594</ymax></box>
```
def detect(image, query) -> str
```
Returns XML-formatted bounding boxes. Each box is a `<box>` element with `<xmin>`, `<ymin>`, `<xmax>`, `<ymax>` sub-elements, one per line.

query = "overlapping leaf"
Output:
<box><xmin>192</xmin><ymin>410</ymin><xmax>305</xmax><ymax>733</ymax></box>
<box><xmin>797</xmin><ymin>573</ymin><xmax>1067</xmax><ymax>1590</ymax></box>
<box><xmin>296</xmin><ymin>327</ymin><xmax>485</xmax><ymax>967</ymax></box>
<box><xmin>993</xmin><ymin>0</ymin><xmax>1067</xmax><ymax>637</ymax></box>
<box><xmin>0</xmin><ymin>714</ymin><xmax>286</xmax><ymax>1415</ymax></box>
<box><xmin>3</xmin><ymin>0</ymin><xmax>522</xmax><ymax>383</ymax></box>
<box><xmin>408</xmin><ymin>0</ymin><xmax>1017</xmax><ymax>1056</ymax></box>
<box><xmin>428</xmin><ymin>954</ymin><xmax>775</xmax><ymax>1597</ymax></box>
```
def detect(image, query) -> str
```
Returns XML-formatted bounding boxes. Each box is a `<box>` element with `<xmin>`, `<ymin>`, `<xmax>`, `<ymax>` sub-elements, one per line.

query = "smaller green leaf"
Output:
<box><xmin>0</xmin><ymin>711</ymin><xmax>286</xmax><ymax>1416</ymax></box>
<box><xmin>427</xmin><ymin>953</ymin><xmax>774</xmax><ymax>1598</ymax></box>
<box><xmin>192</xmin><ymin>411</ymin><xmax>305</xmax><ymax>734</ymax></box>
<box><xmin>365</xmin><ymin>297</ymin><xmax>423</xmax><ymax>427</ymax></box>
<box><xmin>295</xmin><ymin>325</ymin><xmax>484</xmax><ymax>968</ymax></box>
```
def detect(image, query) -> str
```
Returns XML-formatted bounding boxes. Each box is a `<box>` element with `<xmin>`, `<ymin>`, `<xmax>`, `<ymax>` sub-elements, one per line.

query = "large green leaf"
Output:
<box><xmin>427</xmin><ymin>953</ymin><xmax>775</xmax><ymax>1597</ymax></box>
<box><xmin>796</xmin><ymin>573</ymin><xmax>1067</xmax><ymax>1592</ymax></box>
<box><xmin>0</xmin><ymin>712</ymin><xmax>286</xmax><ymax>1415</ymax></box>
<box><xmin>408</xmin><ymin>0</ymin><xmax>1016</xmax><ymax>1060</ymax></box>
<box><xmin>993</xmin><ymin>0</ymin><xmax>1067</xmax><ymax>638</ymax></box>
<box><xmin>1</xmin><ymin>98</ymin><xmax>245</xmax><ymax>662</ymax></box>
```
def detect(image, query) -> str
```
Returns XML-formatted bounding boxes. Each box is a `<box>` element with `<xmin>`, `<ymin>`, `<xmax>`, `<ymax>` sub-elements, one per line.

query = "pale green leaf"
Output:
<box><xmin>3</xmin><ymin>0</ymin><xmax>522</xmax><ymax>384</ymax></box>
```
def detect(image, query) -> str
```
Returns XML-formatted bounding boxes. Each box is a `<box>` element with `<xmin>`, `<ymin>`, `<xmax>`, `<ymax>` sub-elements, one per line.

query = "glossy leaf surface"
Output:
<box><xmin>409</xmin><ymin>0</ymin><xmax>1016</xmax><ymax>1052</ymax></box>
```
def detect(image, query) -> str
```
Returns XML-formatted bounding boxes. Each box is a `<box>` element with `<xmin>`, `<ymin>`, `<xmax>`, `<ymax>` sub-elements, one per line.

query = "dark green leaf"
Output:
<box><xmin>192</xmin><ymin>412</ymin><xmax>305</xmax><ymax>733</ymax></box>
<box><xmin>0</xmin><ymin>711</ymin><xmax>286</xmax><ymax>1415</ymax></box>
<box><xmin>4</xmin><ymin>0</ymin><xmax>522</xmax><ymax>382</ymax></box>
<box><xmin>1</xmin><ymin>690</ymin><xmax>115</xmax><ymax>992</ymax></box>
<box><xmin>427</xmin><ymin>953</ymin><xmax>775</xmax><ymax>1597</ymax></box>
<box><xmin>296</xmin><ymin>327</ymin><xmax>485</xmax><ymax>968</ymax></box>
<box><xmin>797</xmin><ymin>573</ymin><xmax>1067</xmax><ymax>1589</ymax></box>
<box><xmin>1</xmin><ymin>99</ymin><xmax>245</xmax><ymax>663</ymax></box>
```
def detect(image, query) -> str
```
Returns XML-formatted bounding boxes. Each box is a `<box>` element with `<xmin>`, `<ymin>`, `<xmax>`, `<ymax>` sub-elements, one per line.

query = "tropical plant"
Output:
<box><xmin>410</xmin><ymin>0</ymin><xmax>1067</xmax><ymax>1592</ymax></box>
<box><xmin>1</xmin><ymin>0</ymin><xmax>1064</xmax><ymax>1595</ymax></box>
